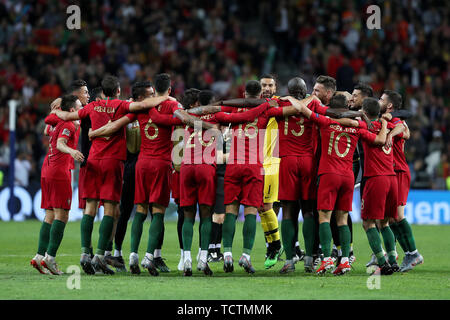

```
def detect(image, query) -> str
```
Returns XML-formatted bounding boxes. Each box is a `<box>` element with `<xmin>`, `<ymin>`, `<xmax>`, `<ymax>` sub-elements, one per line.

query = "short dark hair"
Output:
<box><xmin>68</xmin><ymin>79</ymin><xmax>87</xmax><ymax>94</ymax></box>
<box><xmin>316</xmin><ymin>75</ymin><xmax>336</xmax><ymax>92</ymax></box>
<box><xmin>354</xmin><ymin>82</ymin><xmax>373</xmax><ymax>97</ymax></box>
<box><xmin>60</xmin><ymin>95</ymin><xmax>78</xmax><ymax>111</ymax></box>
<box><xmin>287</xmin><ymin>77</ymin><xmax>307</xmax><ymax>99</ymax></box>
<box><xmin>260</xmin><ymin>74</ymin><xmax>276</xmax><ymax>81</ymax></box>
<box><xmin>181</xmin><ymin>88</ymin><xmax>200</xmax><ymax>109</ymax></box>
<box><xmin>328</xmin><ymin>93</ymin><xmax>348</xmax><ymax>109</ymax></box>
<box><xmin>154</xmin><ymin>73</ymin><xmax>171</xmax><ymax>93</ymax></box>
<box><xmin>101</xmin><ymin>75</ymin><xmax>120</xmax><ymax>97</ymax></box>
<box><xmin>245</xmin><ymin>80</ymin><xmax>262</xmax><ymax>97</ymax></box>
<box><xmin>89</xmin><ymin>87</ymin><xmax>103</xmax><ymax>103</ymax></box>
<box><xmin>362</xmin><ymin>97</ymin><xmax>381</xmax><ymax>117</ymax></box>
<box><xmin>198</xmin><ymin>90</ymin><xmax>215</xmax><ymax>106</ymax></box>
<box><xmin>383</xmin><ymin>90</ymin><xmax>403</xmax><ymax>110</ymax></box>
<box><xmin>132</xmin><ymin>81</ymin><xmax>152</xmax><ymax>101</ymax></box>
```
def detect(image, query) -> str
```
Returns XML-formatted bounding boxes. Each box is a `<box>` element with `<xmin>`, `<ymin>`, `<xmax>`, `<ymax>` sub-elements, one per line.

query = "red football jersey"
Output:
<box><xmin>311</xmin><ymin>113</ymin><xmax>377</xmax><ymax>176</ymax></box>
<box><xmin>390</xmin><ymin>117</ymin><xmax>409</xmax><ymax>173</ymax></box>
<box><xmin>275</xmin><ymin>99</ymin><xmax>328</xmax><ymax>157</ymax></box>
<box><xmin>77</xmin><ymin>98</ymin><xmax>133</xmax><ymax>161</ymax></box>
<box><xmin>48</xmin><ymin>121</ymin><xmax>77</xmax><ymax>180</ymax></box>
<box><xmin>360</xmin><ymin>120</ymin><xmax>396</xmax><ymax>177</ymax></box>
<box><xmin>227</xmin><ymin>102</ymin><xmax>283</xmax><ymax>165</ymax></box>
<box><xmin>137</xmin><ymin>100</ymin><xmax>183</xmax><ymax>161</ymax></box>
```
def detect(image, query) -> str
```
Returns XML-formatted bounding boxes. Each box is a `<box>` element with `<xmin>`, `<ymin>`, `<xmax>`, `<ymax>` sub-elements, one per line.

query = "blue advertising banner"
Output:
<box><xmin>0</xmin><ymin>187</ymin><xmax>449</xmax><ymax>224</ymax></box>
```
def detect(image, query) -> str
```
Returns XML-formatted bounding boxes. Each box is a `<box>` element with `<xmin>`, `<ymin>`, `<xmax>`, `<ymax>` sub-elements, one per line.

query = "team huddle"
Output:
<box><xmin>30</xmin><ymin>72</ymin><xmax>423</xmax><ymax>277</ymax></box>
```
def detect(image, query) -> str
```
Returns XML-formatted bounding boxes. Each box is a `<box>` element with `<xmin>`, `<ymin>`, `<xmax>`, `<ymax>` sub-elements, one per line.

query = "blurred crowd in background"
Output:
<box><xmin>0</xmin><ymin>0</ymin><xmax>448</xmax><ymax>190</ymax></box>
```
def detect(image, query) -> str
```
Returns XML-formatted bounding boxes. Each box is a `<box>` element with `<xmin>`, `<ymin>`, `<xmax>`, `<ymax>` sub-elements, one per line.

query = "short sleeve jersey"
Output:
<box><xmin>360</xmin><ymin>120</ymin><xmax>396</xmax><ymax>177</ymax></box>
<box><xmin>137</xmin><ymin>100</ymin><xmax>183</xmax><ymax>162</ymax></box>
<box><xmin>275</xmin><ymin>99</ymin><xmax>328</xmax><ymax>157</ymax></box>
<box><xmin>227</xmin><ymin>103</ymin><xmax>283</xmax><ymax>165</ymax></box>
<box><xmin>77</xmin><ymin>98</ymin><xmax>133</xmax><ymax>161</ymax></box>
<box><xmin>48</xmin><ymin>121</ymin><xmax>77</xmax><ymax>180</ymax></box>
<box><xmin>311</xmin><ymin>113</ymin><xmax>377</xmax><ymax>176</ymax></box>
<box><xmin>390</xmin><ymin>117</ymin><xmax>409</xmax><ymax>172</ymax></box>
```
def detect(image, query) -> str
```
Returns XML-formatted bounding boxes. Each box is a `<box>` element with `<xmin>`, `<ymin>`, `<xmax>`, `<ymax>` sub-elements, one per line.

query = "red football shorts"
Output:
<box><xmin>361</xmin><ymin>175</ymin><xmax>398</xmax><ymax>220</ymax></box>
<box><xmin>317</xmin><ymin>173</ymin><xmax>354</xmax><ymax>212</ymax></box>
<box><xmin>82</xmin><ymin>158</ymin><xmax>124</xmax><ymax>202</ymax></box>
<box><xmin>40</xmin><ymin>177</ymin><xmax>52</xmax><ymax>210</ymax></box>
<box><xmin>78</xmin><ymin>165</ymin><xmax>87</xmax><ymax>209</ymax></box>
<box><xmin>172</xmin><ymin>170</ymin><xmax>180</xmax><ymax>205</ymax></box>
<box><xmin>180</xmin><ymin>164</ymin><xmax>216</xmax><ymax>207</ymax></box>
<box><xmin>224</xmin><ymin>164</ymin><xmax>263</xmax><ymax>208</ymax></box>
<box><xmin>396</xmin><ymin>170</ymin><xmax>411</xmax><ymax>206</ymax></box>
<box><xmin>279</xmin><ymin>155</ymin><xmax>315</xmax><ymax>201</ymax></box>
<box><xmin>46</xmin><ymin>177</ymin><xmax>72</xmax><ymax>210</ymax></box>
<box><xmin>135</xmin><ymin>158</ymin><xmax>172</xmax><ymax>207</ymax></box>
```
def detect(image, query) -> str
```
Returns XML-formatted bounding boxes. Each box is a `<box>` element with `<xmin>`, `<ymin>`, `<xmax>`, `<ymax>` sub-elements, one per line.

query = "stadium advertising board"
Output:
<box><xmin>0</xmin><ymin>187</ymin><xmax>449</xmax><ymax>225</ymax></box>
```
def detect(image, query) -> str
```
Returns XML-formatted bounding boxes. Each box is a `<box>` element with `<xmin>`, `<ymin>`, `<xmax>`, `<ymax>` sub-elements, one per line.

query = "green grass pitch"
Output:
<box><xmin>0</xmin><ymin>220</ymin><xmax>449</xmax><ymax>300</ymax></box>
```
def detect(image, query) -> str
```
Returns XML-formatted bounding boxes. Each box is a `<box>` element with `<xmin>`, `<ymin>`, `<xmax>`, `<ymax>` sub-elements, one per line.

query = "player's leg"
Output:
<box><xmin>128</xmin><ymin>203</ymin><xmax>148</xmax><ymax>274</ymax></box>
<box><xmin>316</xmin><ymin>209</ymin><xmax>334</xmax><ymax>274</ymax></box>
<box><xmin>152</xmin><ymin>204</ymin><xmax>169</xmax><ymax>273</ymax></box>
<box><xmin>181</xmin><ymin>205</ymin><xmax>196</xmax><ymax>276</ymax></box>
<box><xmin>363</xmin><ymin>218</ymin><xmax>393</xmax><ymax>275</ymax></box>
<box><xmin>222</xmin><ymin>201</ymin><xmax>239</xmax><ymax>272</ymax></box>
<box><xmin>31</xmin><ymin>209</ymin><xmax>54</xmax><ymax>274</ymax></box>
<box><xmin>197</xmin><ymin>204</ymin><xmax>213</xmax><ymax>275</ymax></box>
<box><xmin>80</xmin><ymin>199</ymin><xmax>99</xmax><ymax>274</ymax></box>
<box><xmin>333</xmin><ymin>210</ymin><xmax>352</xmax><ymax>275</ymax></box>
<box><xmin>239</xmin><ymin>206</ymin><xmax>257</xmax><ymax>274</ymax></box>
<box><xmin>113</xmin><ymin>156</ymin><xmax>137</xmax><ymax>268</ymax></box>
<box><xmin>105</xmin><ymin>205</ymin><xmax>126</xmax><ymax>271</ymax></box>
<box><xmin>176</xmin><ymin>206</ymin><xmax>184</xmax><ymax>271</ymax></box>
<box><xmin>142</xmin><ymin>203</ymin><xmax>165</xmax><ymax>276</ymax></box>
<box><xmin>301</xmin><ymin>199</ymin><xmax>316</xmax><ymax>272</ymax></box>
<box><xmin>41</xmin><ymin>208</ymin><xmax>69</xmax><ymax>275</ymax></box>
<box><xmin>329</xmin><ymin>212</ymin><xmax>340</xmax><ymax>262</ymax></box>
<box><xmin>279</xmin><ymin>200</ymin><xmax>299</xmax><ymax>273</ymax></box>
<box><xmin>210</xmin><ymin>212</ymin><xmax>224</xmax><ymax>261</ymax></box>
<box><xmin>91</xmin><ymin>200</ymin><xmax>117</xmax><ymax>275</ymax></box>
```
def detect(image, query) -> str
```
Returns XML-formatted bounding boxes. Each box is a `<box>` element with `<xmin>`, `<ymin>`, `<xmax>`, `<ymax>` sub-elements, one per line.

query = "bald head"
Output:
<box><xmin>287</xmin><ymin>77</ymin><xmax>307</xmax><ymax>99</ymax></box>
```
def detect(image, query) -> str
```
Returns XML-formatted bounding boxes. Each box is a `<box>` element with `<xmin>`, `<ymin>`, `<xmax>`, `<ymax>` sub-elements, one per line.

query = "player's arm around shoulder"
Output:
<box><xmin>89</xmin><ymin>116</ymin><xmax>132</xmax><ymax>140</ymax></box>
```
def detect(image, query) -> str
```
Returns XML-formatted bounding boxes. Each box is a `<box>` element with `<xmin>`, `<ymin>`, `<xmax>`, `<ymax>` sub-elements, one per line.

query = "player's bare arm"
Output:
<box><xmin>55</xmin><ymin>109</ymin><xmax>81</xmax><ymax>121</ymax></box>
<box><xmin>174</xmin><ymin>109</ymin><xmax>218</xmax><ymax>130</ymax></box>
<box><xmin>385</xmin><ymin>122</ymin><xmax>406</xmax><ymax>148</ymax></box>
<box><xmin>128</xmin><ymin>95</ymin><xmax>176</xmax><ymax>112</ymax></box>
<box><xmin>373</xmin><ymin>118</ymin><xmax>388</xmax><ymax>145</ymax></box>
<box><xmin>89</xmin><ymin>116</ymin><xmax>132</xmax><ymax>140</ymax></box>
<box><xmin>56</xmin><ymin>137</ymin><xmax>84</xmax><ymax>162</ymax></box>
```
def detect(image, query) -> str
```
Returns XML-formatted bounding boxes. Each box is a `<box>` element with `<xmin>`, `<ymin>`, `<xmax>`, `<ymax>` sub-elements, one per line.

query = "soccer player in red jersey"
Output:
<box><xmin>55</xmin><ymin>75</ymin><xmax>172</xmax><ymax>274</ymax></box>
<box><xmin>30</xmin><ymin>98</ymin><xmax>66</xmax><ymax>274</ymax></box>
<box><xmin>287</xmin><ymin>94</ymin><xmax>388</xmax><ymax>275</ymax></box>
<box><xmin>379</xmin><ymin>90</ymin><xmax>423</xmax><ymax>272</ymax></box>
<box><xmin>358</xmin><ymin>97</ymin><xmax>406</xmax><ymax>275</ymax></box>
<box><xmin>38</xmin><ymin>95</ymin><xmax>84</xmax><ymax>275</ymax></box>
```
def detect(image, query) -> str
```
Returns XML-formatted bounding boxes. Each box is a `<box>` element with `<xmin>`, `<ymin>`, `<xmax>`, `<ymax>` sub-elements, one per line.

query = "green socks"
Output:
<box><xmin>222</xmin><ymin>213</ymin><xmax>237</xmax><ymax>253</ymax></box>
<box><xmin>366</xmin><ymin>227</ymin><xmax>386</xmax><ymax>265</ymax></box>
<box><xmin>319</xmin><ymin>222</ymin><xmax>332</xmax><ymax>257</ymax></box>
<box><xmin>47</xmin><ymin>219</ymin><xmax>66</xmax><ymax>257</ymax></box>
<box><xmin>390</xmin><ymin>222</ymin><xmax>409</xmax><ymax>253</ymax></box>
<box><xmin>182</xmin><ymin>217</ymin><xmax>195</xmax><ymax>252</ymax></box>
<box><xmin>398</xmin><ymin>218</ymin><xmax>417</xmax><ymax>252</ymax></box>
<box><xmin>96</xmin><ymin>215</ymin><xmax>115</xmax><ymax>255</ymax></box>
<box><xmin>242</xmin><ymin>214</ymin><xmax>256</xmax><ymax>255</ymax></box>
<box><xmin>81</xmin><ymin>214</ymin><xmax>94</xmax><ymax>254</ymax></box>
<box><xmin>200</xmin><ymin>217</ymin><xmax>212</xmax><ymax>251</ymax></box>
<box><xmin>338</xmin><ymin>225</ymin><xmax>351</xmax><ymax>258</ymax></box>
<box><xmin>37</xmin><ymin>221</ymin><xmax>52</xmax><ymax>256</ymax></box>
<box><xmin>302</xmin><ymin>216</ymin><xmax>315</xmax><ymax>257</ymax></box>
<box><xmin>381</xmin><ymin>226</ymin><xmax>397</xmax><ymax>265</ymax></box>
<box><xmin>281</xmin><ymin>219</ymin><xmax>295</xmax><ymax>259</ymax></box>
<box><xmin>130</xmin><ymin>212</ymin><xmax>147</xmax><ymax>253</ymax></box>
<box><xmin>146</xmin><ymin>213</ymin><xmax>164</xmax><ymax>254</ymax></box>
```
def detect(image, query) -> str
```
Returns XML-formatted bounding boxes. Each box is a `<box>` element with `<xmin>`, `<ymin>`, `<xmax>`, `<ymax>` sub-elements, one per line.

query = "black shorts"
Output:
<box><xmin>214</xmin><ymin>174</ymin><xmax>225</xmax><ymax>214</ymax></box>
